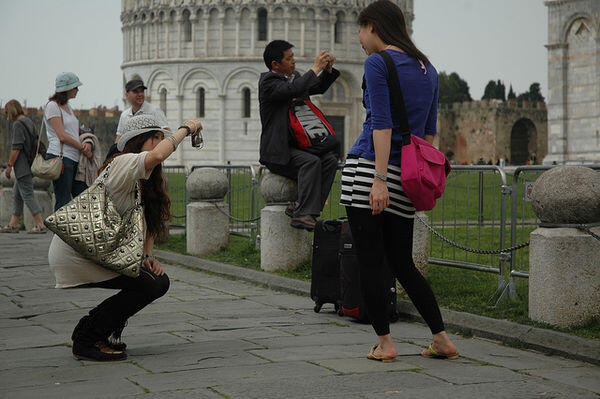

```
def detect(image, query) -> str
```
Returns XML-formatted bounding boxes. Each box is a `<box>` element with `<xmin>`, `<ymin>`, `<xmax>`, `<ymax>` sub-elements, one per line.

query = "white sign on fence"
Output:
<box><xmin>524</xmin><ymin>182</ymin><xmax>535</xmax><ymax>202</ymax></box>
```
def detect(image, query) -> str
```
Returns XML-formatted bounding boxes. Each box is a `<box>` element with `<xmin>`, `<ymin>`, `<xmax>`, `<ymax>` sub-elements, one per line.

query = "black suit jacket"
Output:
<box><xmin>258</xmin><ymin>68</ymin><xmax>340</xmax><ymax>165</ymax></box>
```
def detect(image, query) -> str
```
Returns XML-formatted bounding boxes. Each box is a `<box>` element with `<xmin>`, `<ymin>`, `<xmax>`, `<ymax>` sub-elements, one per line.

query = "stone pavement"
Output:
<box><xmin>1</xmin><ymin>233</ymin><xmax>599</xmax><ymax>399</ymax></box>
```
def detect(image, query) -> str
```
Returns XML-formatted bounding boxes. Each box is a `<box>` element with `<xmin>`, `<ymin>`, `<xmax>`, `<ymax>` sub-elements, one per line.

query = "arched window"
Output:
<box><xmin>197</xmin><ymin>87</ymin><xmax>205</xmax><ymax>118</ymax></box>
<box><xmin>258</xmin><ymin>8</ymin><xmax>268</xmax><ymax>41</ymax></box>
<box><xmin>182</xmin><ymin>10</ymin><xmax>192</xmax><ymax>42</ymax></box>
<box><xmin>242</xmin><ymin>88</ymin><xmax>251</xmax><ymax>118</ymax></box>
<box><xmin>334</xmin><ymin>13</ymin><xmax>344</xmax><ymax>44</ymax></box>
<box><xmin>160</xmin><ymin>88</ymin><xmax>167</xmax><ymax>114</ymax></box>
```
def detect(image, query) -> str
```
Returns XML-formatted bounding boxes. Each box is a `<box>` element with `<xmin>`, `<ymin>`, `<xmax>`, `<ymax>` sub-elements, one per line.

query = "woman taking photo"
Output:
<box><xmin>45</xmin><ymin>72</ymin><xmax>92</xmax><ymax>210</ymax></box>
<box><xmin>48</xmin><ymin>114</ymin><xmax>203</xmax><ymax>361</ymax></box>
<box><xmin>1</xmin><ymin>100</ymin><xmax>46</xmax><ymax>233</ymax></box>
<box><xmin>340</xmin><ymin>0</ymin><xmax>458</xmax><ymax>361</ymax></box>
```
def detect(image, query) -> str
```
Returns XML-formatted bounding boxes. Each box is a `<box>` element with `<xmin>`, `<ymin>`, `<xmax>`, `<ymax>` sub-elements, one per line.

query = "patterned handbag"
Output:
<box><xmin>44</xmin><ymin>162</ymin><xmax>144</xmax><ymax>278</ymax></box>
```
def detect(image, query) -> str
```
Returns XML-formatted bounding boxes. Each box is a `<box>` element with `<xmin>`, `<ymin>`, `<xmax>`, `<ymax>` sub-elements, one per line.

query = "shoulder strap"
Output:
<box><xmin>40</xmin><ymin>101</ymin><xmax>64</xmax><ymax>157</ymax></box>
<box><xmin>377</xmin><ymin>51</ymin><xmax>411</xmax><ymax>146</ymax></box>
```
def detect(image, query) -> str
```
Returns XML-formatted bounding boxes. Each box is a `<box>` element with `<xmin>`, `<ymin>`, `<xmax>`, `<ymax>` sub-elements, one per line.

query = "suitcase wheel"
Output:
<box><xmin>314</xmin><ymin>303</ymin><xmax>322</xmax><ymax>313</ymax></box>
<box><xmin>337</xmin><ymin>308</ymin><xmax>344</xmax><ymax>317</ymax></box>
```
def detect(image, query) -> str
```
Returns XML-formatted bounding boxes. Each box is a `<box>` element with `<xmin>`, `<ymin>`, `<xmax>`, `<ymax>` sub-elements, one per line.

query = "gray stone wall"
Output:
<box><xmin>545</xmin><ymin>0</ymin><xmax>600</xmax><ymax>164</ymax></box>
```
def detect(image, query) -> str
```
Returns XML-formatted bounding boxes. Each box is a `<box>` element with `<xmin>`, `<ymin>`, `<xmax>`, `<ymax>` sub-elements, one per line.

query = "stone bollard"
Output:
<box><xmin>23</xmin><ymin>178</ymin><xmax>54</xmax><ymax>231</ymax></box>
<box><xmin>529</xmin><ymin>166</ymin><xmax>600</xmax><ymax>328</ymax></box>
<box><xmin>396</xmin><ymin>212</ymin><xmax>431</xmax><ymax>293</ymax></box>
<box><xmin>186</xmin><ymin>168</ymin><xmax>229</xmax><ymax>256</ymax></box>
<box><xmin>0</xmin><ymin>172</ymin><xmax>15</xmax><ymax>226</ymax></box>
<box><xmin>260</xmin><ymin>172</ymin><xmax>312</xmax><ymax>271</ymax></box>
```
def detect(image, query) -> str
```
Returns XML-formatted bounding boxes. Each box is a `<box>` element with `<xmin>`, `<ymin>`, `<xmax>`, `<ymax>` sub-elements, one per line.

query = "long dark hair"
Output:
<box><xmin>49</xmin><ymin>91</ymin><xmax>69</xmax><ymax>105</ymax></box>
<box><xmin>99</xmin><ymin>131</ymin><xmax>171</xmax><ymax>242</ymax></box>
<box><xmin>357</xmin><ymin>0</ymin><xmax>430</xmax><ymax>65</ymax></box>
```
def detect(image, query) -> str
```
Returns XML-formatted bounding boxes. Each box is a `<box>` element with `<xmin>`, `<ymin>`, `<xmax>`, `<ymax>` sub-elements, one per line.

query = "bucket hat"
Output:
<box><xmin>55</xmin><ymin>72</ymin><xmax>82</xmax><ymax>92</ymax></box>
<box><xmin>117</xmin><ymin>114</ymin><xmax>171</xmax><ymax>151</ymax></box>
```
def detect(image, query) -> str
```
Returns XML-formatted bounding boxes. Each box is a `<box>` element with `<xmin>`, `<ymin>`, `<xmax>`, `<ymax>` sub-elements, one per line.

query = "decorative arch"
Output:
<box><xmin>222</xmin><ymin>67</ymin><xmax>261</xmax><ymax>96</ymax></box>
<box><xmin>561</xmin><ymin>12</ymin><xmax>598</xmax><ymax>42</ymax></box>
<box><xmin>147</xmin><ymin>68</ymin><xmax>174</xmax><ymax>93</ymax></box>
<box><xmin>178</xmin><ymin>67</ymin><xmax>221</xmax><ymax>95</ymax></box>
<box><xmin>510</xmin><ymin>118</ymin><xmax>537</xmax><ymax>165</ymax></box>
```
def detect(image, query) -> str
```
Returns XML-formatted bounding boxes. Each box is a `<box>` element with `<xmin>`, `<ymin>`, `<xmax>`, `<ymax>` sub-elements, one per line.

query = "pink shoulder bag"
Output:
<box><xmin>378</xmin><ymin>51</ymin><xmax>450</xmax><ymax>211</ymax></box>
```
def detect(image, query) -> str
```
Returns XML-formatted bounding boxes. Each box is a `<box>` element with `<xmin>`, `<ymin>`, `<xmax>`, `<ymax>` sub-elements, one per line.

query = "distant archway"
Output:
<box><xmin>510</xmin><ymin>118</ymin><xmax>537</xmax><ymax>165</ymax></box>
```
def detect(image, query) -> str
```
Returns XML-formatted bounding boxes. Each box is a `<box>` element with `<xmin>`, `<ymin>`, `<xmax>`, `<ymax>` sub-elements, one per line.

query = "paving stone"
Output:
<box><xmin>3</xmin><ymin>377</ymin><xmax>144</xmax><ymax>399</ymax></box>
<box><xmin>527</xmin><ymin>366</ymin><xmax>600</xmax><ymax>394</ymax></box>
<box><xmin>1</xmin><ymin>325</ymin><xmax>66</xmax><ymax>350</ymax></box>
<box><xmin>420</xmin><ymin>363</ymin><xmax>528</xmax><ymax>384</ymax></box>
<box><xmin>248</xmin><ymin>332</ymin><xmax>376</xmax><ymax>349</ymax></box>
<box><xmin>245</xmin><ymin>293</ymin><xmax>315</xmax><ymax>309</ymax></box>
<box><xmin>121</xmin><ymin>388</ymin><xmax>224</xmax><ymax>399</ymax></box>
<box><xmin>212</xmin><ymin>371</ymin><xmax>446</xmax><ymax>399</ymax></box>
<box><xmin>172</xmin><ymin>325</ymin><xmax>292</xmax><ymax>343</ymax></box>
<box><xmin>452</xmin><ymin>336</ymin><xmax>586</xmax><ymax>370</ymax></box>
<box><xmin>313</xmin><ymin>357</ymin><xmax>421</xmax><ymax>374</ymax></box>
<box><xmin>129</xmin><ymin>361</ymin><xmax>334</xmax><ymax>392</ymax></box>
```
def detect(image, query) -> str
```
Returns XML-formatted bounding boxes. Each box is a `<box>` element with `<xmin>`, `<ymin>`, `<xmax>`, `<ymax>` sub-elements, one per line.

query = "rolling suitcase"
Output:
<box><xmin>310</xmin><ymin>219</ymin><xmax>344</xmax><ymax>313</ymax></box>
<box><xmin>338</xmin><ymin>221</ymin><xmax>398</xmax><ymax>323</ymax></box>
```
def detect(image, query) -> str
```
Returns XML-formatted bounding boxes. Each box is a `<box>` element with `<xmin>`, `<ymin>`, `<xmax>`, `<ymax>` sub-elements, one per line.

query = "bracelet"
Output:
<box><xmin>143</xmin><ymin>254</ymin><xmax>155</xmax><ymax>261</ymax></box>
<box><xmin>178</xmin><ymin>125</ymin><xmax>192</xmax><ymax>136</ymax></box>
<box><xmin>374</xmin><ymin>172</ymin><xmax>387</xmax><ymax>182</ymax></box>
<box><xmin>166</xmin><ymin>135</ymin><xmax>179</xmax><ymax>151</ymax></box>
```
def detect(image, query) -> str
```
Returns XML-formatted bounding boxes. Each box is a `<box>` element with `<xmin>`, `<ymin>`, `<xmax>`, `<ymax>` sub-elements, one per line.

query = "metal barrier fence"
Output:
<box><xmin>164</xmin><ymin>165</ymin><xmax>188</xmax><ymax>228</ymax></box>
<box><xmin>190</xmin><ymin>165</ymin><xmax>264</xmax><ymax>239</ymax></box>
<box><xmin>506</xmin><ymin>165</ymin><xmax>600</xmax><ymax>300</ymax></box>
<box><xmin>173</xmin><ymin>163</ymin><xmax>599</xmax><ymax>304</ymax></box>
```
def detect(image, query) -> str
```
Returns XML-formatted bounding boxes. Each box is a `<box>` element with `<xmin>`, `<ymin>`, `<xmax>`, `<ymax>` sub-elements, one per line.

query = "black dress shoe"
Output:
<box><xmin>290</xmin><ymin>215</ymin><xmax>317</xmax><ymax>231</ymax></box>
<box><xmin>73</xmin><ymin>341</ymin><xmax>127</xmax><ymax>361</ymax></box>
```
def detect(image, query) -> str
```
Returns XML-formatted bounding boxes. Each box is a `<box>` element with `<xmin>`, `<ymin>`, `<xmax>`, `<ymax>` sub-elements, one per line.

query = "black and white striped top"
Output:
<box><xmin>340</xmin><ymin>156</ymin><xmax>415</xmax><ymax>218</ymax></box>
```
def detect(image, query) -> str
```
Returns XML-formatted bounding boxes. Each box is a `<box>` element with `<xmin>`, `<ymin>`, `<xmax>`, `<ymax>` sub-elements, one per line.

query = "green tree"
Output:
<box><xmin>517</xmin><ymin>82</ymin><xmax>545</xmax><ymax>103</ymax></box>
<box><xmin>482</xmin><ymin>80</ymin><xmax>506</xmax><ymax>101</ymax></box>
<box><xmin>507</xmin><ymin>84</ymin><xmax>516</xmax><ymax>100</ymax></box>
<box><xmin>438</xmin><ymin>71</ymin><xmax>472</xmax><ymax>103</ymax></box>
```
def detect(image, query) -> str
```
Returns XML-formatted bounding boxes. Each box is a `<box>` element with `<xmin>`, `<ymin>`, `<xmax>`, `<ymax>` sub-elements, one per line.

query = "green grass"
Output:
<box><xmin>157</xmin><ymin>233</ymin><xmax>600</xmax><ymax>341</ymax></box>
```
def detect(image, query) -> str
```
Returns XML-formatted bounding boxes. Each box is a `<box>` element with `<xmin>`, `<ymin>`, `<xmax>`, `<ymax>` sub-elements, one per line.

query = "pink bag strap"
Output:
<box><xmin>378</xmin><ymin>50</ymin><xmax>412</xmax><ymax>147</ymax></box>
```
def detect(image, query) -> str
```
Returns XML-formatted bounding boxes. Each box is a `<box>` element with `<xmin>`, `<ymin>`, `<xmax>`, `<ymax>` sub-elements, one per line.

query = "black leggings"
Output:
<box><xmin>345</xmin><ymin>206</ymin><xmax>444</xmax><ymax>336</ymax></box>
<box><xmin>74</xmin><ymin>268</ymin><xmax>170</xmax><ymax>344</ymax></box>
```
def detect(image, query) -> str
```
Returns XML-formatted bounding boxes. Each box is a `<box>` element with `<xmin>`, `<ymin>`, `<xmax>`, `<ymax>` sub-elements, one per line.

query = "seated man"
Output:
<box><xmin>258</xmin><ymin>40</ymin><xmax>340</xmax><ymax>231</ymax></box>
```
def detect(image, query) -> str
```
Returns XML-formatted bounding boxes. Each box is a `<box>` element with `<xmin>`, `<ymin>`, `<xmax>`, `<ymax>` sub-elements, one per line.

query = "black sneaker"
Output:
<box><xmin>73</xmin><ymin>341</ymin><xmax>127</xmax><ymax>361</ymax></box>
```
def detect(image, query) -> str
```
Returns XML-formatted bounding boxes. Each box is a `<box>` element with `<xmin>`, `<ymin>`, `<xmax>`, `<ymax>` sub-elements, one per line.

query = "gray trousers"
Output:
<box><xmin>13</xmin><ymin>174</ymin><xmax>42</xmax><ymax>216</ymax></box>
<box><xmin>265</xmin><ymin>148</ymin><xmax>338</xmax><ymax>217</ymax></box>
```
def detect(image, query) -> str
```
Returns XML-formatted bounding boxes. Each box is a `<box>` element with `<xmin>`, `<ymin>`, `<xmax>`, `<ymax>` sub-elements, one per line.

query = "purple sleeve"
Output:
<box><xmin>425</xmin><ymin>82</ymin><xmax>438</xmax><ymax>135</ymax></box>
<box><xmin>364</xmin><ymin>55</ymin><xmax>394</xmax><ymax>130</ymax></box>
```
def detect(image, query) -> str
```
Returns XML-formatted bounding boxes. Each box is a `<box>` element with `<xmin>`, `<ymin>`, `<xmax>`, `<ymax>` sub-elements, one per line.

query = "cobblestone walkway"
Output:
<box><xmin>1</xmin><ymin>233</ymin><xmax>599</xmax><ymax>398</ymax></box>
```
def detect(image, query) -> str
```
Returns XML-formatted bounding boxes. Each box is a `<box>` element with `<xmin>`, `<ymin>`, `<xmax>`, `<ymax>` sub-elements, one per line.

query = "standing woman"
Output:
<box><xmin>45</xmin><ymin>72</ymin><xmax>92</xmax><ymax>211</ymax></box>
<box><xmin>1</xmin><ymin>100</ymin><xmax>47</xmax><ymax>233</ymax></box>
<box><xmin>340</xmin><ymin>0</ymin><xmax>458</xmax><ymax>361</ymax></box>
<box><xmin>48</xmin><ymin>114</ymin><xmax>203</xmax><ymax>361</ymax></box>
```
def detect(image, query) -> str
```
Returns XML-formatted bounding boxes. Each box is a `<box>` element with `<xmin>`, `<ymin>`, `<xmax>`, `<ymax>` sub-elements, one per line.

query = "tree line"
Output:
<box><xmin>438</xmin><ymin>72</ymin><xmax>545</xmax><ymax>105</ymax></box>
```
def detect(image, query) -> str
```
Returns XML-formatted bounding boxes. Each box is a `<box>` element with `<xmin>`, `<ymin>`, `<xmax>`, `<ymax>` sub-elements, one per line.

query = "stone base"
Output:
<box><xmin>186</xmin><ymin>201</ymin><xmax>229</xmax><ymax>256</ymax></box>
<box><xmin>260</xmin><ymin>205</ymin><xmax>312</xmax><ymax>272</ymax></box>
<box><xmin>0</xmin><ymin>187</ymin><xmax>13</xmax><ymax>226</ymax></box>
<box><xmin>396</xmin><ymin>212</ymin><xmax>430</xmax><ymax>294</ymax></box>
<box><xmin>23</xmin><ymin>191</ymin><xmax>54</xmax><ymax>231</ymax></box>
<box><xmin>529</xmin><ymin>227</ymin><xmax>600</xmax><ymax>328</ymax></box>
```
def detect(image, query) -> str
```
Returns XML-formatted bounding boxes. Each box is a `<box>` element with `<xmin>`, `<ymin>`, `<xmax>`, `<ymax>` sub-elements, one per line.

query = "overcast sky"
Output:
<box><xmin>0</xmin><ymin>0</ymin><xmax>548</xmax><ymax>109</ymax></box>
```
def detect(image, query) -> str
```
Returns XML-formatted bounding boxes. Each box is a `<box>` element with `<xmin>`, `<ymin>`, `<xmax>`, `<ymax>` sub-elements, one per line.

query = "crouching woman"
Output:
<box><xmin>48</xmin><ymin>114</ymin><xmax>203</xmax><ymax>361</ymax></box>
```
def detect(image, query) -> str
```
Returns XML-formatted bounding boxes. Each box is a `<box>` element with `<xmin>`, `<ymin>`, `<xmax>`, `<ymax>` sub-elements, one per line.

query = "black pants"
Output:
<box><xmin>265</xmin><ymin>148</ymin><xmax>338</xmax><ymax>217</ymax></box>
<box><xmin>345</xmin><ymin>206</ymin><xmax>444</xmax><ymax>336</ymax></box>
<box><xmin>73</xmin><ymin>268</ymin><xmax>170</xmax><ymax>344</ymax></box>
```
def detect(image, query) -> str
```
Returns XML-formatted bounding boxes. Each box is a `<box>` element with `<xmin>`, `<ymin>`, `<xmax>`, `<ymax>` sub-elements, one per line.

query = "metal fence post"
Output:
<box><xmin>478</xmin><ymin>171</ymin><xmax>484</xmax><ymax>226</ymax></box>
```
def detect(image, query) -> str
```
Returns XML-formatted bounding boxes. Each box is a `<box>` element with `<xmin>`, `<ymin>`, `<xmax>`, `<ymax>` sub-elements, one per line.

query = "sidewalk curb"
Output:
<box><xmin>155</xmin><ymin>249</ymin><xmax>600</xmax><ymax>366</ymax></box>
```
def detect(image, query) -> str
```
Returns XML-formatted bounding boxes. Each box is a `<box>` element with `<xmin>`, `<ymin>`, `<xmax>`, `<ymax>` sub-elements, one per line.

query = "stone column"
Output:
<box><xmin>176</xmin><ymin>15</ymin><xmax>183</xmax><ymax>58</ymax></box>
<box><xmin>176</xmin><ymin>94</ymin><xmax>185</xmax><ymax>165</ymax></box>
<box><xmin>219</xmin><ymin>94</ymin><xmax>226</xmax><ymax>162</ymax></box>
<box><xmin>0</xmin><ymin>172</ymin><xmax>15</xmax><ymax>226</ymax></box>
<box><xmin>250</xmin><ymin>15</ymin><xmax>257</xmax><ymax>55</ymax></box>
<box><xmin>329</xmin><ymin>16</ymin><xmax>335</xmax><ymax>52</ymax></box>
<box><xmin>529</xmin><ymin>166</ymin><xmax>600</xmax><ymax>328</ymax></box>
<box><xmin>203</xmin><ymin>15</ymin><xmax>209</xmax><ymax>56</ymax></box>
<box><xmin>186</xmin><ymin>168</ymin><xmax>229</xmax><ymax>256</ymax></box>
<box><xmin>190</xmin><ymin>14</ymin><xmax>197</xmax><ymax>58</ymax></box>
<box><xmin>396</xmin><ymin>211</ymin><xmax>430</xmax><ymax>294</ymax></box>
<box><xmin>155</xmin><ymin>18</ymin><xmax>160</xmax><ymax>59</ymax></box>
<box><xmin>23</xmin><ymin>178</ymin><xmax>53</xmax><ymax>231</ymax></box>
<box><xmin>218</xmin><ymin>11</ymin><xmax>225</xmax><ymax>56</ymax></box>
<box><xmin>235</xmin><ymin>13</ymin><xmax>241</xmax><ymax>56</ymax></box>
<box><xmin>260</xmin><ymin>172</ymin><xmax>312</xmax><ymax>272</ymax></box>
<box><xmin>300</xmin><ymin>18</ymin><xmax>305</xmax><ymax>57</ymax></box>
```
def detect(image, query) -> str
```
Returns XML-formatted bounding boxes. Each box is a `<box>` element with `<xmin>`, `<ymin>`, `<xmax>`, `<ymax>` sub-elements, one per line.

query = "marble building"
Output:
<box><xmin>545</xmin><ymin>0</ymin><xmax>600</xmax><ymax>164</ymax></box>
<box><xmin>120</xmin><ymin>0</ymin><xmax>413</xmax><ymax>167</ymax></box>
